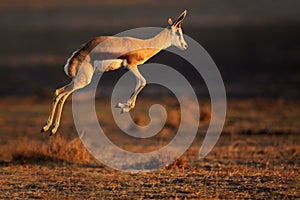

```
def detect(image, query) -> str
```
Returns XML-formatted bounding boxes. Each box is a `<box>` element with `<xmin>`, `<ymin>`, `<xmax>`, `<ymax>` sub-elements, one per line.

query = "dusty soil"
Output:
<box><xmin>0</xmin><ymin>97</ymin><xmax>299</xmax><ymax>199</ymax></box>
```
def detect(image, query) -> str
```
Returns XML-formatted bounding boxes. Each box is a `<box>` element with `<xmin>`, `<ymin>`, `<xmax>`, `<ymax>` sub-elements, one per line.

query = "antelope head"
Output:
<box><xmin>167</xmin><ymin>10</ymin><xmax>188</xmax><ymax>50</ymax></box>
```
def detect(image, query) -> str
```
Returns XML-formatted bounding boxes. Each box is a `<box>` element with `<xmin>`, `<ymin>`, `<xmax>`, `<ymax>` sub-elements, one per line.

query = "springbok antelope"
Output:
<box><xmin>41</xmin><ymin>10</ymin><xmax>188</xmax><ymax>135</ymax></box>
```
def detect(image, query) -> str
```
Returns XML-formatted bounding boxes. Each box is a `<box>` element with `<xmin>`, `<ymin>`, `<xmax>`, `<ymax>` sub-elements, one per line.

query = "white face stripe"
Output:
<box><xmin>178</xmin><ymin>28</ymin><xmax>187</xmax><ymax>48</ymax></box>
<box><xmin>169</xmin><ymin>26</ymin><xmax>188</xmax><ymax>50</ymax></box>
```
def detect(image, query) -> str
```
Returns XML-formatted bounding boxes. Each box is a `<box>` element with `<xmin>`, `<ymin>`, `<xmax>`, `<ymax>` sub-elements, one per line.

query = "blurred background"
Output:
<box><xmin>0</xmin><ymin>3</ymin><xmax>299</xmax><ymax>197</ymax></box>
<box><xmin>0</xmin><ymin>0</ymin><xmax>299</xmax><ymax>99</ymax></box>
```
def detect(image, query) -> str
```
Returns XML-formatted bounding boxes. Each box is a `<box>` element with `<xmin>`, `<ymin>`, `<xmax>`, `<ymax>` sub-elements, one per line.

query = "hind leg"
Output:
<box><xmin>41</xmin><ymin>82</ymin><xmax>73</xmax><ymax>133</ymax></box>
<box><xmin>50</xmin><ymin>88</ymin><xmax>73</xmax><ymax>135</ymax></box>
<box><xmin>50</xmin><ymin>63</ymin><xmax>94</xmax><ymax>135</ymax></box>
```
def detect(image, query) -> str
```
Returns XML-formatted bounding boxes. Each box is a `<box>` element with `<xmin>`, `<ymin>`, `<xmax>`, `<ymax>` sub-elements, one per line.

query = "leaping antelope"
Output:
<box><xmin>41</xmin><ymin>10</ymin><xmax>188</xmax><ymax>135</ymax></box>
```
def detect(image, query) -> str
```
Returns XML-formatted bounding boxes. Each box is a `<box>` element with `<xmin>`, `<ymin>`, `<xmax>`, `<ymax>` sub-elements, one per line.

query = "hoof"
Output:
<box><xmin>115</xmin><ymin>102</ymin><xmax>127</xmax><ymax>108</ymax></box>
<box><xmin>41</xmin><ymin>124</ymin><xmax>50</xmax><ymax>133</ymax></box>
<box><xmin>116</xmin><ymin>102</ymin><xmax>134</xmax><ymax>113</ymax></box>
<box><xmin>50</xmin><ymin>125</ymin><xmax>59</xmax><ymax>136</ymax></box>
<box><xmin>50</xmin><ymin>129</ymin><xmax>56</xmax><ymax>136</ymax></box>
<box><xmin>121</xmin><ymin>107</ymin><xmax>130</xmax><ymax>113</ymax></box>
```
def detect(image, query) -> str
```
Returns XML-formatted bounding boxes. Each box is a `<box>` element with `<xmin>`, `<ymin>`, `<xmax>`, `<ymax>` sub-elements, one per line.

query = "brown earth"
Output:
<box><xmin>0</xmin><ymin>97</ymin><xmax>299</xmax><ymax>199</ymax></box>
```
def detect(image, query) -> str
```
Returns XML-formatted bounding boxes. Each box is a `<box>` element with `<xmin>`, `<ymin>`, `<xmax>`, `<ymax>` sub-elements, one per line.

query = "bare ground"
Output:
<box><xmin>0</xmin><ymin>97</ymin><xmax>299</xmax><ymax>199</ymax></box>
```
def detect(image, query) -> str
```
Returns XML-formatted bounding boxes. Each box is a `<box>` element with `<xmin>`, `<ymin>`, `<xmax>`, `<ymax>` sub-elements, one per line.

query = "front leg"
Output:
<box><xmin>116</xmin><ymin>66</ymin><xmax>146</xmax><ymax>113</ymax></box>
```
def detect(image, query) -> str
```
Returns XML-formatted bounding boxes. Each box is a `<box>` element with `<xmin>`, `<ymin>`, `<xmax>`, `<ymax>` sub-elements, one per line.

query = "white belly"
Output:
<box><xmin>94</xmin><ymin>59</ymin><xmax>126</xmax><ymax>72</ymax></box>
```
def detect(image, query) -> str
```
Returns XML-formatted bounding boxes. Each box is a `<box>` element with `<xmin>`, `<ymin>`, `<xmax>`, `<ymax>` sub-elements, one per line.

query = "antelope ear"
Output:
<box><xmin>168</xmin><ymin>18</ymin><xmax>173</xmax><ymax>26</ymax></box>
<box><xmin>173</xmin><ymin>10</ymin><xmax>187</xmax><ymax>28</ymax></box>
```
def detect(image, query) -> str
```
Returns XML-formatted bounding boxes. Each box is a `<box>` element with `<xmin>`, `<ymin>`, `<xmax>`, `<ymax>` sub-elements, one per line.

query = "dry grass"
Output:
<box><xmin>0</xmin><ymin>135</ymin><xmax>91</xmax><ymax>165</ymax></box>
<box><xmin>0</xmin><ymin>97</ymin><xmax>299</xmax><ymax>199</ymax></box>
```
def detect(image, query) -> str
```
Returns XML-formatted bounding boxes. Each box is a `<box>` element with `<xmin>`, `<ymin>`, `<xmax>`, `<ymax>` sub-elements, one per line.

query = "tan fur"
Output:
<box><xmin>118</xmin><ymin>48</ymin><xmax>160</xmax><ymax>67</ymax></box>
<box><xmin>42</xmin><ymin>10</ymin><xmax>188</xmax><ymax>135</ymax></box>
<box><xmin>67</xmin><ymin>36</ymin><xmax>110</xmax><ymax>77</ymax></box>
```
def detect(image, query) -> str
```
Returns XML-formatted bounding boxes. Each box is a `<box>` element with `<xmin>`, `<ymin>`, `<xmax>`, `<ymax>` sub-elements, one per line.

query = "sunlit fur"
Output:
<box><xmin>41</xmin><ymin>10</ymin><xmax>188</xmax><ymax>135</ymax></box>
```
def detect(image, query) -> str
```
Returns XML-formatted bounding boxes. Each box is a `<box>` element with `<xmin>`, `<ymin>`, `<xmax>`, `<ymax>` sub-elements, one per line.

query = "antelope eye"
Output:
<box><xmin>176</xmin><ymin>31</ymin><xmax>181</xmax><ymax>36</ymax></box>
